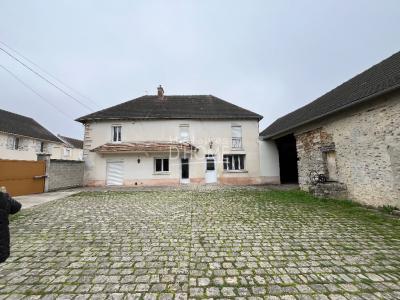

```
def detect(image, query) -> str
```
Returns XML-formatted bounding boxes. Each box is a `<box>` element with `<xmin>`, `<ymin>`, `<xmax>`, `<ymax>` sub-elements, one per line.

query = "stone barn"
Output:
<box><xmin>260</xmin><ymin>51</ymin><xmax>400</xmax><ymax>208</ymax></box>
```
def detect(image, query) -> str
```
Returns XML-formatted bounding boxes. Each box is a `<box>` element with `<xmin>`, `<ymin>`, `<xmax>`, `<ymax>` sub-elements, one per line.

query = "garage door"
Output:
<box><xmin>106</xmin><ymin>161</ymin><xmax>124</xmax><ymax>186</ymax></box>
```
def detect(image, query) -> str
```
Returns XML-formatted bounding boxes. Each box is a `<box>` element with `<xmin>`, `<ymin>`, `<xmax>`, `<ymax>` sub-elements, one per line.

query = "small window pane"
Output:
<box><xmin>206</xmin><ymin>159</ymin><xmax>215</xmax><ymax>171</ymax></box>
<box><xmin>155</xmin><ymin>159</ymin><xmax>162</xmax><ymax>172</ymax></box>
<box><xmin>223</xmin><ymin>157</ymin><xmax>228</xmax><ymax>170</ymax></box>
<box><xmin>163</xmin><ymin>159</ymin><xmax>169</xmax><ymax>172</ymax></box>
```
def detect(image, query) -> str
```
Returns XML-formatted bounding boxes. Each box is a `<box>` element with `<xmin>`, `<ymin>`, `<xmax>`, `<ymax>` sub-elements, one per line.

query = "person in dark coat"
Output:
<box><xmin>0</xmin><ymin>187</ymin><xmax>21</xmax><ymax>263</ymax></box>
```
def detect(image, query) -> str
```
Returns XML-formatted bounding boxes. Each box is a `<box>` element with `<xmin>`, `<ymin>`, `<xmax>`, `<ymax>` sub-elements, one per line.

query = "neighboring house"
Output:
<box><xmin>56</xmin><ymin>135</ymin><xmax>84</xmax><ymax>161</ymax></box>
<box><xmin>260</xmin><ymin>51</ymin><xmax>400</xmax><ymax>208</ymax></box>
<box><xmin>76</xmin><ymin>86</ymin><xmax>264</xmax><ymax>186</ymax></box>
<box><xmin>0</xmin><ymin>109</ymin><xmax>62</xmax><ymax>161</ymax></box>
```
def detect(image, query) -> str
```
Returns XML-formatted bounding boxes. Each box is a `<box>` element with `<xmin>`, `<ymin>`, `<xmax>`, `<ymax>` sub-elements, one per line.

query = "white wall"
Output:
<box><xmin>0</xmin><ymin>132</ymin><xmax>61</xmax><ymax>161</ymax></box>
<box><xmin>259</xmin><ymin>139</ymin><xmax>280</xmax><ymax>184</ymax></box>
<box><xmin>51</xmin><ymin>144</ymin><xmax>83</xmax><ymax>161</ymax></box>
<box><xmin>83</xmin><ymin>119</ymin><xmax>262</xmax><ymax>185</ymax></box>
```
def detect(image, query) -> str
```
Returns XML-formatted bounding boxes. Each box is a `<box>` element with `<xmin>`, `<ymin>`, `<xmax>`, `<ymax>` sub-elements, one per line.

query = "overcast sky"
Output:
<box><xmin>0</xmin><ymin>0</ymin><xmax>399</xmax><ymax>139</ymax></box>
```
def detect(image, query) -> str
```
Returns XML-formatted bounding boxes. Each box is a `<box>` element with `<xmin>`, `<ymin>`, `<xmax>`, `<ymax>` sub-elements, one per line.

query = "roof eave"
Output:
<box><xmin>261</xmin><ymin>84</ymin><xmax>400</xmax><ymax>140</ymax></box>
<box><xmin>77</xmin><ymin>116</ymin><xmax>262</xmax><ymax>123</ymax></box>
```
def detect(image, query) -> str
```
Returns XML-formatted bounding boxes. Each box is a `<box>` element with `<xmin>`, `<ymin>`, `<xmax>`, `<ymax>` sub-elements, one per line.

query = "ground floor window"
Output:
<box><xmin>223</xmin><ymin>154</ymin><xmax>245</xmax><ymax>171</ymax></box>
<box><xmin>155</xmin><ymin>158</ymin><xmax>169</xmax><ymax>172</ymax></box>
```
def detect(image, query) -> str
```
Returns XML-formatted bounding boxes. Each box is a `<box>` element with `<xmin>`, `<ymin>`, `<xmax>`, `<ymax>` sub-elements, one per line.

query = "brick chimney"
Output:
<box><xmin>157</xmin><ymin>85</ymin><xmax>164</xmax><ymax>99</ymax></box>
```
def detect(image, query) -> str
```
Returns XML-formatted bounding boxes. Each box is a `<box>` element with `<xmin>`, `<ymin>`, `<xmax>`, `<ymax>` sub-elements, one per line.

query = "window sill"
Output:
<box><xmin>153</xmin><ymin>172</ymin><xmax>171</xmax><ymax>175</ymax></box>
<box><xmin>231</xmin><ymin>148</ymin><xmax>245</xmax><ymax>151</ymax></box>
<box><xmin>223</xmin><ymin>170</ymin><xmax>248</xmax><ymax>173</ymax></box>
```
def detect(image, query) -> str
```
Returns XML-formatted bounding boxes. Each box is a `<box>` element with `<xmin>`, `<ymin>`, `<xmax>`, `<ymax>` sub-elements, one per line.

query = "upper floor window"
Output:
<box><xmin>231</xmin><ymin>125</ymin><xmax>242</xmax><ymax>149</ymax></box>
<box><xmin>12</xmin><ymin>137</ymin><xmax>20</xmax><ymax>150</ymax></box>
<box><xmin>64</xmin><ymin>147</ymin><xmax>72</xmax><ymax>157</ymax></box>
<box><xmin>112</xmin><ymin>126</ymin><xmax>122</xmax><ymax>143</ymax></box>
<box><xmin>40</xmin><ymin>142</ymin><xmax>45</xmax><ymax>153</ymax></box>
<box><xmin>179</xmin><ymin>125</ymin><xmax>190</xmax><ymax>142</ymax></box>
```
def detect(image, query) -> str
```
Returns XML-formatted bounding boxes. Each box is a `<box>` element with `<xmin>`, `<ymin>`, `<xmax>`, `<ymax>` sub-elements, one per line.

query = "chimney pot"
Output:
<box><xmin>157</xmin><ymin>85</ymin><xmax>164</xmax><ymax>99</ymax></box>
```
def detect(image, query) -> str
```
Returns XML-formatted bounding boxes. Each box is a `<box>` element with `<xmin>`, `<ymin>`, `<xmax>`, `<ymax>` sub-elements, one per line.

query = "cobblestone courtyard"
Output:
<box><xmin>1</xmin><ymin>189</ymin><xmax>400</xmax><ymax>299</ymax></box>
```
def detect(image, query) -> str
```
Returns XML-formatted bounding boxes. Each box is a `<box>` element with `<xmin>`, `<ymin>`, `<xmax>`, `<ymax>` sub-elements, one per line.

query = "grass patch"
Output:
<box><xmin>380</xmin><ymin>205</ymin><xmax>398</xmax><ymax>214</ymax></box>
<box><xmin>255</xmin><ymin>190</ymin><xmax>400</xmax><ymax>227</ymax></box>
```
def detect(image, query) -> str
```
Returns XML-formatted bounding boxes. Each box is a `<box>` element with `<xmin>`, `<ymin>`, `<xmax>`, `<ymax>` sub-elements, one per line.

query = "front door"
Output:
<box><xmin>205</xmin><ymin>155</ymin><xmax>217</xmax><ymax>183</ymax></box>
<box><xmin>181</xmin><ymin>158</ymin><xmax>189</xmax><ymax>184</ymax></box>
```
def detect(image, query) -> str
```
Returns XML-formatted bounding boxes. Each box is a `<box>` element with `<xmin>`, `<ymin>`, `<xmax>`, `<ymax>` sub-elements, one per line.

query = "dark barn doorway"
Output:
<box><xmin>275</xmin><ymin>134</ymin><xmax>299</xmax><ymax>183</ymax></box>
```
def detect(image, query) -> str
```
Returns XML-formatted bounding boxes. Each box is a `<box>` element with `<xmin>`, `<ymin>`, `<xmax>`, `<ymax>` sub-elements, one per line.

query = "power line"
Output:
<box><xmin>0</xmin><ymin>40</ymin><xmax>100</xmax><ymax>109</ymax></box>
<box><xmin>0</xmin><ymin>64</ymin><xmax>75</xmax><ymax>120</ymax></box>
<box><xmin>0</xmin><ymin>46</ymin><xmax>94</xmax><ymax>112</ymax></box>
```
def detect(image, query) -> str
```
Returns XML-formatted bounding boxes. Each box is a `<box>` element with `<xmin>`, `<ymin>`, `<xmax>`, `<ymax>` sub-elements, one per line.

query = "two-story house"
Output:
<box><xmin>0</xmin><ymin>108</ymin><xmax>62</xmax><ymax>161</ymax></box>
<box><xmin>76</xmin><ymin>86</ymin><xmax>263</xmax><ymax>186</ymax></box>
<box><xmin>56</xmin><ymin>135</ymin><xmax>84</xmax><ymax>161</ymax></box>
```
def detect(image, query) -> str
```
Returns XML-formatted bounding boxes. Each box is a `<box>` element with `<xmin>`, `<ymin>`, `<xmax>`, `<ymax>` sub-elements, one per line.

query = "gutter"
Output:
<box><xmin>0</xmin><ymin>130</ymin><xmax>63</xmax><ymax>144</ymax></box>
<box><xmin>76</xmin><ymin>116</ymin><xmax>263</xmax><ymax>123</ymax></box>
<box><xmin>261</xmin><ymin>84</ymin><xmax>400</xmax><ymax>140</ymax></box>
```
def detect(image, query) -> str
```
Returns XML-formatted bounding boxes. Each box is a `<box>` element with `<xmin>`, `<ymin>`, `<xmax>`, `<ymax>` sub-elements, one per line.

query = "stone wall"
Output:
<box><xmin>296</xmin><ymin>128</ymin><xmax>334</xmax><ymax>188</ymax></box>
<box><xmin>295</xmin><ymin>92</ymin><xmax>400</xmax><ymax>208</ymax></box>
<box><xmin>48</xmin><ymin>159</ymin><xmax>84</xmax><ymax>191</ymax></box>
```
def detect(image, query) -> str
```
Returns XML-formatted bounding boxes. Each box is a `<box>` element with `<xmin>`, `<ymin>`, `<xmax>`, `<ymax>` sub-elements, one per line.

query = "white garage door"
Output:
<box><xmin>106</xmin><ymin>161</ymin><xmax>124</xmax><ymax>186</ymax></box>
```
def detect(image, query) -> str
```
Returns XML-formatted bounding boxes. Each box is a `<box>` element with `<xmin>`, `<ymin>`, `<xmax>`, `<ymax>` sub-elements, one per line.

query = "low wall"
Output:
<box><xmin>48</xmin><ymin>159</ymin><xmax>84</xmax><ymax>191</ymax></box>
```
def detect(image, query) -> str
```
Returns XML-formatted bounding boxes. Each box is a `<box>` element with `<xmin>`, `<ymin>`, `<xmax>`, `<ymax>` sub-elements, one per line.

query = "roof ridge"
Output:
<box><xmin>76</xmin><ymin>94</ymin><xmax>262</xmax><ymax>122</ymax></box>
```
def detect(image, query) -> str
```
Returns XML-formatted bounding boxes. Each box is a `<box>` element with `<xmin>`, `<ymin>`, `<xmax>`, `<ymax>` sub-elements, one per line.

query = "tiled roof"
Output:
<box><xmin>0</xmin><ymin>108</ymin><xmax>61</xmax><ymax>143</ymax></box>
<box><xmin>58</xmin><ymin>135</ymin><xmax>83</xmax><ymax>149</ymax></box>
<box><xmin>91</xmin><ymin>141</ymin><xmax>198</xmax><ymax>153</ymax></box>
<box><xmin>76</xmin><ymin>95</ymin><xmax>262</xmax><ymax>122</ymax></box>
<box><xmin>261</xmin><ymin>51</ymin><xmax>400</xmax><ymax>138</ymax></box>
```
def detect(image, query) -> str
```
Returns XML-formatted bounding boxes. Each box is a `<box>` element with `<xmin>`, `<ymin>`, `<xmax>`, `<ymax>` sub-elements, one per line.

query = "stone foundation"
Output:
<box><xmin>309</xmin><ymin>182</ymin><xmax>348</xmax><ymax>199</ymax></box>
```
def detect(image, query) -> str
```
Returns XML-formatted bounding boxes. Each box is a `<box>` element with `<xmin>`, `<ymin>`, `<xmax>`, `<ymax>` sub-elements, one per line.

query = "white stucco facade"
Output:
<box><xmin>0</xmin><ymin>132</ymin><xmax>62</xmax><ymax>161</ymax></box>
<box><xmin>83</xmin><ymin>119</ymin><xmax>266</xmax><ymax>186</ymax></box>
<box><xmin>51</xmin><ymin>144</ymin><xmax>83</xmax><ymax>161</ymax></box>
<box><xmin>258</xmin><ymin>139</ymin><xmax>280</xmax><ymax>184</ymax></box>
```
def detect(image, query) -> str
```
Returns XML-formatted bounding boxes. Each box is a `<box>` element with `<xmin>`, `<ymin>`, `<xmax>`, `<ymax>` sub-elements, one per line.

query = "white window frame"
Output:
<box><xmin>111</xmin><ymin>125</ymin><xmax>122</xmax><ymax>143</ymax></box>
<box><xmin>154</xmin><ymin>158</ymin><xmax>170</xmax><ymax>173</ymax></box>
<box><xmin>223</xmin><ymin>154</ymin><xmax>245</xmax><ymax>171</ymax></box>
<box><xmin>179</xmin><ymin>124</ymin><xmax>190</xmax><ymax>142</ymax></box>
<box><xmin>231</xmin><ymin>125</ymin><xmax>242</xmax><ymax>149</ymax></box>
